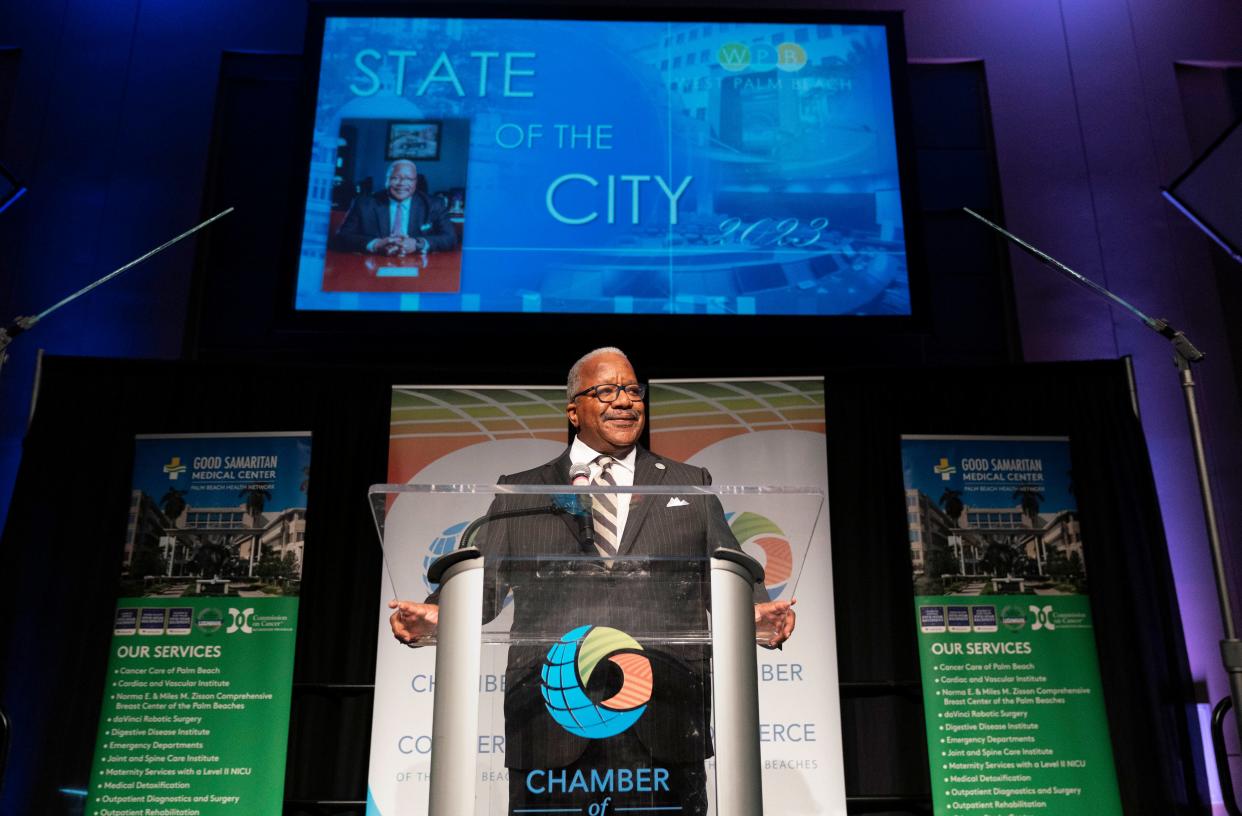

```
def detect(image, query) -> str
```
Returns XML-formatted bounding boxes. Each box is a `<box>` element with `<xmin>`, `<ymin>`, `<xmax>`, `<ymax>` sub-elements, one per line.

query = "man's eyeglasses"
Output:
<box><xmin>572</xmin><ymin>383</ymin><xmax>647</xmax><ymax>403</ymax></box>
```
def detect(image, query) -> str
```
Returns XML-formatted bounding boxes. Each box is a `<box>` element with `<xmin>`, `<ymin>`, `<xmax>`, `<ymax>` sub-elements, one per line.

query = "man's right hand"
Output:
<box><xmin>366</xmin><ymin>236</ymin><xmax>401</xmax><ymax>255</ymax></box>
<box><xmin>388</xmin><ymin>600</ymin><xmax>439</xmax><ymax>646</ymax></box>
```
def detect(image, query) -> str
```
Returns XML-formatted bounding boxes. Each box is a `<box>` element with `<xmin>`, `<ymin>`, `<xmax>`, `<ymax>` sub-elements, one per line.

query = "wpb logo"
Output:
<box><xmin>717</xmin><ymin>41</ymin><xmax>808</xmax><ymax>73</ymax></box>
<box><xmin>541</xmin><ymin>625</ymin><xmax>653</xmax><ymax>739</ymax></box>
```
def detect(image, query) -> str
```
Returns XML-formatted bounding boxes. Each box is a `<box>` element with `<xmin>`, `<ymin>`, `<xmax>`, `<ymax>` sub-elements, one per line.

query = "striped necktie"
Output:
<box><xmin>591</xmin><ymin>455</ymin><xmax>620</xmax><ymax>557</ymax></box>
<box><xmin>390</xmin><ymin>201</ymin><xmax>407</xmax><ymax>237</ymax></box>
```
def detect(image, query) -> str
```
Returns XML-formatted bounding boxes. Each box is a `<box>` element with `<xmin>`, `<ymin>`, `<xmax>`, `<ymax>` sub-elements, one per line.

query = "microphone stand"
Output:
<box><xmin>460</xmin><ymin>501</ymin><xmax>599</xmax><ymax>553</ymax></box>
<box><xmin>0</xmin><ymin>207</ymin><xmax>235</xmax><ymax>387</ymax></box>
<box><xmin>963</xmin><ymin>206</ymin><xmax>1242</xmax><ymax>752</ymax></box>
<box><xmin>459</xmin><ymin>505</ymin><xmax>570</xmax><ymax>550</ymax></box>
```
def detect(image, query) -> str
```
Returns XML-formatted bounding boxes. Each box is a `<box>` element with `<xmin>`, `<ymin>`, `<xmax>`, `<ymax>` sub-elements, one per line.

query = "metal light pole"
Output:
<box><xmin>964</xmin><ymin>207</ymin><xmax>1242</xmax><ymax>755</ymax></box>
<box><xmin>0</xmin><ymin>208</ymin><xmax>234</xmax><ymax>388</ymax></box>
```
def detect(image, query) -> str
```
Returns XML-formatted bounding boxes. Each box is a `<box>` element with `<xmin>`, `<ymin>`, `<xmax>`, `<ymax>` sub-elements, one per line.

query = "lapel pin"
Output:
<box><xmin>655</xmin><ymin>462</ymin><xmax>666</xmax><ymax>470</ymax></box>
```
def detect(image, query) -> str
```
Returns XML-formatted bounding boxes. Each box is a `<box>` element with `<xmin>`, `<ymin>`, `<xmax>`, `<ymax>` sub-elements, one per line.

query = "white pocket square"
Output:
<box><xmin>666</xmin><ymin>497</ymin><xmax>689</xmax><ymax>507</ymax></box>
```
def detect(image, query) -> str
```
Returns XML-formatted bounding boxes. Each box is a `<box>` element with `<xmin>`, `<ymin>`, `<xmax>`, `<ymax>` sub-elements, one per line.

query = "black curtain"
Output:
<box><xmin>0</xmin><ymin>355</ymin><xmax>1206</xmax><ymax>815</ymax></box>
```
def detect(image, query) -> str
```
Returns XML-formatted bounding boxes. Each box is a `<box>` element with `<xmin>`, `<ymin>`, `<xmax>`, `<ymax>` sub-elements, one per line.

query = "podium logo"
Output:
<box><xmin>726</xmin><ymin>511</ymin><xmax>793</xmax><ymax>598</ymax></box>
<box><xmin>163</xmin><ymin>456</ymin><xmax>187</xmax><ymax>480</ymax></box>
<box><xmin>541</xmin><ymin>625</ymin><xmax>652</xmax><ymax>739</ymax></box>
<box><xmin>227</xmin><ymin>607</ymin><xmax>254</xmax><ymax>634</ymax></box>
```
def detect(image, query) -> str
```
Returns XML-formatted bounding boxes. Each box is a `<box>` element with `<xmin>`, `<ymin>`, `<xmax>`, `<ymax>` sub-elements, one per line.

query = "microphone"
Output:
<box><xmin>568</xmin><ymin>463</ymin><xmax>595</xmax><ymax>547</ymax></box>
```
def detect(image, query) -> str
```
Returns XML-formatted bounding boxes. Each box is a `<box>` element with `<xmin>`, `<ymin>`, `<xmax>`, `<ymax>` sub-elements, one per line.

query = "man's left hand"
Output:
<box><xmin>754</xmin><ymin>597</ymin><xmax>796</xmax><ymax>649</ymax></box>
<box><xmin>394</xmin><ymin>236</ymin><xmax>425</xmax><ymax>255</ymax></box>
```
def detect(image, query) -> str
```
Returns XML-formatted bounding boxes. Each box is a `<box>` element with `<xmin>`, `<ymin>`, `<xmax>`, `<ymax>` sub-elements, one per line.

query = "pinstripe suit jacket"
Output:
<box><xmin>462</xmin><ymin>445</ymin><xmax>764</xmax><ymax>769</ymax></box>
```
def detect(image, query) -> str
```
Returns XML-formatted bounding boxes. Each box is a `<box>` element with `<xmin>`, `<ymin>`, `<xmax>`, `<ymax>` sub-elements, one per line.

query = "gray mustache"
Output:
<box><xmin>604</xmin><ymin>411</ymin><xmax>639</xmax><ymax>420</ymax></box>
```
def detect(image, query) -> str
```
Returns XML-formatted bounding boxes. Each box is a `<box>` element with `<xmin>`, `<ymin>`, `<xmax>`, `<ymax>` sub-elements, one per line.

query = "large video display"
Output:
<box><xmin>295</xmin><ymin>14</ymin><xmax>912</xmax><ymax>316</ymax></box>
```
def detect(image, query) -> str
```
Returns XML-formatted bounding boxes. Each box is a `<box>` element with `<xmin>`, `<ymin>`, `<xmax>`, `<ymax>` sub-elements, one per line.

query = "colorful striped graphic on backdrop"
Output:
<box><xmin>388</xmin><ymin>386</ymin><xmax>568</xmax><ymax>481</ymax></box>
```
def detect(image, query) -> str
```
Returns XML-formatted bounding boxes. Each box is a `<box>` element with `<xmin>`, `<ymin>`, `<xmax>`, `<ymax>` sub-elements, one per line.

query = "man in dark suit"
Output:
<box><xmin>390</xmin><ymin>347</ymin><xmax>796</xmax><ymax>813</ymax></box>
<box><xmin>329</xmin><ymin>159</ymin><xmax>457</xmax><ymax>255</ymax></box>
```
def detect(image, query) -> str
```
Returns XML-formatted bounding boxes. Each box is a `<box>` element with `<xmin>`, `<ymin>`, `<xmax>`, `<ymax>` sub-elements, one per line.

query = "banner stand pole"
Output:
<box><xmin>0</xmin><ymin>208</ymin><xmax>232</xmax><ymax>391</ymax></box>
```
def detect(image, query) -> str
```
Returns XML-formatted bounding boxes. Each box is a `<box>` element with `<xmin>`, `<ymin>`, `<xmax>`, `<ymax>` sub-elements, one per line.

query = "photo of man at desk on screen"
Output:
<box><xmin>322</xmin><ymin>119</ymin><xmax>468</xmax><ymax>295</ymax></box>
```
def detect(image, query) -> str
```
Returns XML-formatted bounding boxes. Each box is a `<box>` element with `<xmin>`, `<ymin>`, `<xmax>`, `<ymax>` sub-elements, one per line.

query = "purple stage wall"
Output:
<box><xmin>889</xmin><ymin>1</ymin><xmax>1242</xmax><ymax>788</ymax></box>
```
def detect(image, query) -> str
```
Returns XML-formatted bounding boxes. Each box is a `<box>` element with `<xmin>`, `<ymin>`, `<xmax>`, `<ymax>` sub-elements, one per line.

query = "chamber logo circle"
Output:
<box><xmin>423</xmin><ymin>521</ymin><xmax>468</xmax><ymax>593</ymax></box>
<box><xmin>727</xmin><ymin>511</ymin><xmax>794</xmax><ymax>597</ymax></box>
<box><xmin>540</xmin><ymin>625</ymin><xmax>653</xmax><ymax>739</ymax></box>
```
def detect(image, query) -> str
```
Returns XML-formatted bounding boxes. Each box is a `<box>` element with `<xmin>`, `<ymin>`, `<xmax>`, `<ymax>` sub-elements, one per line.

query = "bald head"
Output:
<box><xmin>567</xmin><ymin>347</ymin><xmax>629</xmax><ymax>400</ymax></box>
<box><xmin>565</xmin><ymin>348</ymin><xmax>644</xmax><ymax>455</ymax></box>
<box><xmin>386</xmin><ymin>160</ymin><xmax>418</xmax><ymax>202</ymax></box>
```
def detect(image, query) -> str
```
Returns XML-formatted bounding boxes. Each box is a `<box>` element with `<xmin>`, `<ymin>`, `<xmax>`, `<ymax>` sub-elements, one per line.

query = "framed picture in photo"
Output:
<box><xmin>387</xmin><ymin>121</ymin><xmax>441</xmax><ymax>161</ymax></box>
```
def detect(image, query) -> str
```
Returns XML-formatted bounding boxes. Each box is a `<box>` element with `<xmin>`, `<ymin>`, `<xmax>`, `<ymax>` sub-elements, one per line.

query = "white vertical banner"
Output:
<box><xmin>368</xmin><ymin>387</ymin><xmax>567</xmax><ymax>816</ymax></box>
<box><xmin>650</xmin><ymin>378</ymin><xmax>846</xmax><ymax>816</ymax></box>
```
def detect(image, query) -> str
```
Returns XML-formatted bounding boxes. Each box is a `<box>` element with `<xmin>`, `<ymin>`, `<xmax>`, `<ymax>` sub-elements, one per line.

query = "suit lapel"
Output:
<box><xmin>546</xmin><ymin>450</ymin><xmax>572</xmax><ymax>486</ymax></box>
<box><xmin>372</xmin><ymin>193</ymin><xmax>389</xmax><ymax>237</ymax></box>
<box><xmin>409</xmin><ymin>192</ymin><xmax>427</xmax><ymax>233</ymax></box>
<box><xmin>617</xmin><ymin>447</ymin><xmax>666</xmax><ymax>556</ymax></box>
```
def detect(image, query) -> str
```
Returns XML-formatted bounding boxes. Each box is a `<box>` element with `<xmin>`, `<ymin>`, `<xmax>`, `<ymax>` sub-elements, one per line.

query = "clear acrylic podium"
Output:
<box><xmin>369</xmin><ymin>484</ymin><xmax>820</xmax><ymax>816</ymax></box>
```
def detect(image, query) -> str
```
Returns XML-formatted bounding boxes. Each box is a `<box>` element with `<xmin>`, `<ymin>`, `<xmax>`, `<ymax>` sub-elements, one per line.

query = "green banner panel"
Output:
<box><xmin>88</xmin><ymin>597</ymin><xmax>298</xmax><ymax>814</ymax></box>
<box><xmin>902</xmin><ymin>436</ymin><xmax>1122</xmax><ymax>816</ymax></box>
<box><xmin>86</xmin><ymin>433</ymin><xmax>311</xmax><ymax>816</ymax></box>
